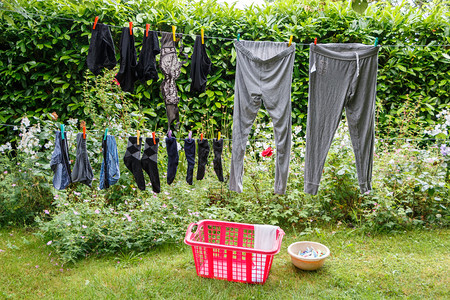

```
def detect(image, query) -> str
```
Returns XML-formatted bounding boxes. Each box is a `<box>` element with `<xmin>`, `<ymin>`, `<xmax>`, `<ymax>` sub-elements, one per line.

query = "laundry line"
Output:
<box><xmin>2</xmin><ymin>8</ymin><xmax>450</xmax><ymax>48</ymax></box>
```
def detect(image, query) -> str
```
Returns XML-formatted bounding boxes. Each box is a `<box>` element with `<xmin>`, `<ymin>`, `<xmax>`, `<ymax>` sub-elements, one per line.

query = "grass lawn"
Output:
<box><xmin>1</xmin><ymin>226</ymin><xmax>449</xmax><ymax>299</ymax></box>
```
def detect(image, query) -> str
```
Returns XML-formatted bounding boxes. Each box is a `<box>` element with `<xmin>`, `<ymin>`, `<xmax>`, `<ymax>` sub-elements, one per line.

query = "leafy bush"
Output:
<box><xmin>0</xmin><ymin>0</ymin><xmax>449</xmax><ymax>141</ymax></box>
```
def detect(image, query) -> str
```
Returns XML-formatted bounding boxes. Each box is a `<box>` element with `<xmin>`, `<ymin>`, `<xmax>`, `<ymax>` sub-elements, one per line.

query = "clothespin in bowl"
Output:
<box><xmin>129</xmin><ymin>22</ymin><xmax>133</xmax><ymax>36</ymax></box>
<box><xmin>137</xmin><ymin>130</ymin><xmax>140</xmax><ymax>145</ymax></box>
<box><xmin>146</xmin><ymin>24</ymin><xmax>150</xmax><ymax>37</ymax></box>
<box><xmin>93</xmin><ymin>16</ymin><xmax>99</xmax><ymax>30</ymax></box>
<box><xmin>201</xmin><ymin>28</ymin><xmax>204</xmax><ymax>44</ymax></box>
<box><xmin>172</xmin><ymin>26</ymin><xmax>176</xmax><ymax>42</ymax></box>
<box><xmin>60</xmin><ymin>124</ymin><xmax>65</xmax><ymax>140</ymax></box>
<box><xmin>288</xmin><ymin>35</ymin><xmax>293</xmax><ymax>47</ymax></box>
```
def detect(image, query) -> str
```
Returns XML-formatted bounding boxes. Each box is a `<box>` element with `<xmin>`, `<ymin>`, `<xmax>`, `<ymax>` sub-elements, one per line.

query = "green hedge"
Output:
<box><xmin>0</xmin><ymin>0</ymin><xmax>449</xmax><ymax>140</ymax></box>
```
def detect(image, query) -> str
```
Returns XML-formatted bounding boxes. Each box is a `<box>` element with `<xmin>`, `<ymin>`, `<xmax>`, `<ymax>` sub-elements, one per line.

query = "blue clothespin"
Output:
<box><xmin>374</xmin><ymin>37</ymin><xmax>378</xmax><ymax>47</ymax></box>
<box><xmin>104</xmin><ymin>128</ymin><xmax>108</xmax><ymax>140</ymax></box>
<box><xmin>237</xmin><ymin>33</ymin><xmax>240</xmax><ymax>41</ymax></box>
<box><xmin>60</xmin><ymin>124</ymin><xmax>65</xmax><ymax>140</ymax></box>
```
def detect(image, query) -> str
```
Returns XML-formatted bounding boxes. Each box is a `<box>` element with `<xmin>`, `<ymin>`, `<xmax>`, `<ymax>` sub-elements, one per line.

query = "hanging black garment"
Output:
<box><xmin>190</xmin><ymin>35</ymin><xmax>211</xmax><ymax>93</ymax></box>
<box><xmin>212</xmin><ymin>138</ymin><xmax>224</xmax><ymax>182</ymax></box>
<box><xmin>115</xmin><ymin>27</ymin><xmax>138</xmax><ymax>93</ymax></box>
<box><xmin>160</xmin><ymin>32</ymin><xmax>188</xmax><ymax>130</ymax></box>
<box><xmin>87</xmin><ymin>23</ymin><xmax>117</xmax><ymax>75</ymax></box>
<box><xmin>136</xmin><ymin>30</ymin><xmax>161</xmax><ymax>82</ymax></box>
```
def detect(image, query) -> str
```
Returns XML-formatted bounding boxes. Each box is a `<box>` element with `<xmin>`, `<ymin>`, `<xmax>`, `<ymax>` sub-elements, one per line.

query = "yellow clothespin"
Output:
<box><xmin>288</xmin><ymin>35</ymin><xmax>293</xmax><ymax>47</ymax></box>
<box><xmin>218</xmin><ymin>132</ymin><xmax>221</xmax><ymax>140</ymax></box>
<box><xmin>201</xmin><ymin>28</ymin><xmax>204</xmax><ymax>44</ymax></box>
<box><xmin>137</xmin><ymin>130</ymin><xmax>140</xmax><ymax>145</ymax></box>
<box><xmin>172</xmin><ymin>26</ymin><xmax>176</xmax><ymax>42</ymax></box>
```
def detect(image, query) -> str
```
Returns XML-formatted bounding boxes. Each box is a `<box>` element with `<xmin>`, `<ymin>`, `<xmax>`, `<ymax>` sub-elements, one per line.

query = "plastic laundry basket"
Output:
<box><xmin>184</xmin><ymin>220</ymin><xmax>285</xmax><ymax>284</ymax></box>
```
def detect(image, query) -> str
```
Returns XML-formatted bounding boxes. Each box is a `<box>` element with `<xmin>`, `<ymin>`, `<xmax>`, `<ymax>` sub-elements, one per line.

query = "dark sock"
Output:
<box><xmin>166</xmin><ymin>136</ymin><xmax>179</xmax><ymax>185</ymax></box>
<box><xmin>213</xmin><ymin>138</ymin><xmax>224</xmax><ymax>182</ymax></box>
<box><xmin>184</xmin><ymin>138</ymin><xmax>196</xmax><ymax>185</ymax></box>
<box><xmin>123</xmin><ymin>137</ymin><xmax>146</xmax><ymax>191</ymax></box>
<box><xmin>196</xmin><ymin>139</ymin><xmax>210</xmax><ymax>181</ymax></box>
<box><xmin>141</xmin><ymin>137</ymin><xmax>161</xmax><ymax>193</ymax></box>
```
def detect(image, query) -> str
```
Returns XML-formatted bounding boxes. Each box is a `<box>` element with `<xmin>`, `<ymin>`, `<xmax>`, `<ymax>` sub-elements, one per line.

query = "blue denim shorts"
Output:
<box><xmin>99</xmin><ymin>135</ymin><xmax>120</xmax><ymax>189</ymax></box>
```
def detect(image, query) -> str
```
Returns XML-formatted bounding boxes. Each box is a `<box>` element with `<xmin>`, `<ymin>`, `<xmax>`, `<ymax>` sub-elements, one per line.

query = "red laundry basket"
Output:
<box><xmin>184</xmin><ymin>220</ymin><xmax>285</xmax><ymax>284</ymax></box>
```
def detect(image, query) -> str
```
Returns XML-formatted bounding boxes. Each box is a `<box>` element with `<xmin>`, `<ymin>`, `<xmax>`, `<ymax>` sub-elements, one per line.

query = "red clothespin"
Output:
<box><xmin>200</xmin><ymin>133</ymin><xmax>203</xmax><ymax>141</ymax></box>
<box><xmin>314</xmin><ymin>38</ymin><xmax>317</xmax><ymax>45</ymax></box>
<box><xmin>83</xmin><ymin>125</ymin><xmax>86</xmax><ymax>139</ymax></box>
<box><xmin>146</xmin><ymin>24</ymin><xmax>150</xmax><ymax>37</ymax></box>
<box><xmin>152</xmin><ymin>132</ymin><xmax>156</xmax><ymax>144</ymax></box>
<box><xmin>93</xmin><ymin>16</ymin><xmax>99</xmax><ymax>30</ymax></box>
<box><xmin>129</xmin><ymin>22</ymin><xmax>133</xmax><ymax>36</ymax></box>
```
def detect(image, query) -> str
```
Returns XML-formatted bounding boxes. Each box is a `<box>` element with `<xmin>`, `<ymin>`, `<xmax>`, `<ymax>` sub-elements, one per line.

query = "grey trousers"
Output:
<box><xmin>304</xmin><ymin>43</ymin><xmax>379</xmax><ymax>195</ymax></box>
<box><xmin>229</xmin><ymin>40</ymin><xmax>295</xmax><ymax>194</ymax></box>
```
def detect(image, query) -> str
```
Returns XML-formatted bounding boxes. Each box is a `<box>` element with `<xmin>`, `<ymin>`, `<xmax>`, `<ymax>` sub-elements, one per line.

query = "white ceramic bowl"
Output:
<box><xmin>287</xmin><ymin>241</ymin><xmax>330</xmax><ymax>271</ymax></box>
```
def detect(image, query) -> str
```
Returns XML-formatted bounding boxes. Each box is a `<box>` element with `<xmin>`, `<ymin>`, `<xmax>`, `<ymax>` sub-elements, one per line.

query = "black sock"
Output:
<box><xmin>166</xmin><ymin>136</ymin><xmax>179</xmax><ymax>185</ymax></box>
<box><xmin>184</xmin><ymin>138</ymin><xmax>196</xmax><ymax>185</ymax></box>
<box><xmin>213</xmin><ymin>138</ymin><xmax>224</xmax><ymax>182</ymax></box>
<box><xmin>141</xmin><ymin>137</ymin><xmax>161</xmax><ymax>193</ymax></box>
<box><xmin>123</xmin><ymin>137</ymin><xmax>146</xmax><ymax>191</ymax></box>
<box><xmin>196</xmin><ymin>139</ymin><xmax>210</xmax><ymax>181</ymax></box>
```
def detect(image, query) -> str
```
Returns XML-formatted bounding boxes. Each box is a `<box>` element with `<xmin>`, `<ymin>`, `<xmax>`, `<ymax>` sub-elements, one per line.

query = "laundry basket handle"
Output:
<box><xmin>184</xmin><ymin>222</ymin><xmax>198</xmax><ymax>242</ymax></box>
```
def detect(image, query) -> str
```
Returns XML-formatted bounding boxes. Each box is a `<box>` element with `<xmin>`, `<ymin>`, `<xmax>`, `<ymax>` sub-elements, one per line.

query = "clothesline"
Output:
<box><xmin>0</xmin><ymin>123</ymin><xmax>445</xmax><ymax>142</ymax></box>
<box><xmin>2</xmin><ymin>8</ymin><xmax>450</xmax><ymax>48</ymax></box>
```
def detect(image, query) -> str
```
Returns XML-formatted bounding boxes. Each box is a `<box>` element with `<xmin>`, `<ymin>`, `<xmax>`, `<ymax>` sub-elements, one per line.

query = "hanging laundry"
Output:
<box><xmin>99</xmin><ymin>135</ymin><xmax>120</xmax><ymax>189</ymax></box>
<box><xmin>159</xmin><ymin>32</ymin><xmax>188</xmax><ymax>130</ymax></box>
<box><xmin>87</xmin><ymin>23</ymin><xmax>117</xmax><ymax>75</ymax></box>
<box><xmin>190</xmin><ymin>35</ymin><xmax>211</xmax><ymax>93</ymax></box>
<box><xmin>196</xmin><ymin>138</ymin><xmax>210</xmax><ymax>181</ymax></box>
<box><xmin>71</xmin><ymin>133</ymin><xmax>93</xmax><ymax>187</ymax></box>
<box><xmin>184</xmin><ymin>137</ymin><xmax>196</xmax><ymax>185</ymax></box>
<box><xmin>141</xmin><ymin>137</ymin><xmax>161</xmax><ymax>193</ymax></box>
<box><xmin>165</xmin><ymin>135</ymin><xmax>179</xmax><ymax>185</ymax></box>
<box><xmin>229</xmin><ymin>40</ymin><xmax>295</xmax><ymax>195</ymax></box>
<box><xmin>136</xmin><ymin>30</ymin><xmax>161</xmax><ymax>82</ymax></box>
<box><xmin>115</xmin><ymin>27</ymin><xmax>138</xmax><ymax>93</ymax></box>
<box><xmin>50</xmin><ymin>131</ymin><xmax>72</xmax><ymax>190</ymax></box>
<box><xmin>212</xmin><ymin>138</ymin><xmax>224</xmax><ymax>182</ymax></box>
<box><xmin>123</xmin><ymin>136</ymin><xmax>146</xmax><ymax>191</ymax></box>
<box><xmin>304</xmin><ymin>43</ymin><xmax>379</xmax><ymax>195</ymax></box>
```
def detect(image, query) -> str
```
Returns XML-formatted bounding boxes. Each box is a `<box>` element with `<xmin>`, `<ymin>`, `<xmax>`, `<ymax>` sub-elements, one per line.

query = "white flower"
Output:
<box><xmin>21</xmin><ymin>117</ymin><xmax>30</xmax><ymax>127</ymax></box>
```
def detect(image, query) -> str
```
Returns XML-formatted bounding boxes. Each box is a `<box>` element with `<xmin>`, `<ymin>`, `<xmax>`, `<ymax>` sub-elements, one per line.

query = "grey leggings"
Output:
<box><xmin>229</xmin><ymin>40</ymin><xmax>295</xmax><ymax>195</ymax></box>
<box><xmin>304</xmin><ymin>43</ymin><xmax>379</xmax><ymax>195</ymax></box>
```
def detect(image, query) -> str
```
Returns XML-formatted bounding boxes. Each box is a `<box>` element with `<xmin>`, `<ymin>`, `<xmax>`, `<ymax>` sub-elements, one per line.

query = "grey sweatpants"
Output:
<box><xmin>230</xmin><ymin>40</ymin><xmax>295</xmax><ymax>194</ymax></box>
<box><xmin>304</xmin><ymin>43</ymin><xmax>379</xmax><ymax>195</ymax></box>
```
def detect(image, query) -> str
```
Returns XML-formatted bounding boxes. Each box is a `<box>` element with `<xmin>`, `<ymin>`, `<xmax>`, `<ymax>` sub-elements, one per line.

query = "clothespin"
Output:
<box><xmin>218</xmin><ymin>132</ymin><xmax>221</xmax><ymax>140</ymax></box>
<box><xmin>104</xmin><ymin>128</ymin><xmax>108</xmax><ymax>140</ymax></box>
<box><xmin>83</xmin><ymin>125</ymin><xmax>86</xmax><ymax>140</ymax></box>
<box><xmin>200</xmin><ymin>133</ymin><xmax>203</xmax><ymax>141</ymax></box>
<box><xmin>201</xmin><ymin>28</ymin><xmax>204</xmax><ymax>44</ymax></box>
<box><xmin>374</xmin><ymin>37</ymin><xmax>378</xmax><ymax>47</ymax></box>
<box><xmin>314</xmin><ymin>38</ymin><xmax>317</xmax><ymax>45</ymax></box>
<box><xmin>172</xmin><ymin>26</ymin><xmax>176</xmax><ymax>42</ymax></box>
<box><xmin>188</xmin><ymin>131</ymin><xmax>192</xmax><ymax>141</ymax></box>
<box><xmin>237</xmin><ymin>33</ymin><xmax>240</xmax><ymax>41</ymax></box>
<box><xmin>129</xmin><ymin>22</ymin><xmax>133</xmax><ymax>36</ymax></box>
<box><xmin>137</xmin><ymin>130</ymin><xmax>140</xmax><ymax>145</ymax></box>
<box><xmin>93</xmin><ymin>16</ymin><xmax>99</xmax><ymax>30</ymax></box>
<box><xmin>146</xmin><ymin>24</ymin><xmax>150</xmax><ymax>37</ymax></box>
<box><xmin>168</xmin><ymin>130</ymin><xmax>172</xmax><ymax>138</ymax></box>
<box><xmin>152</xmin><ymin>132</ymin><xmax>156</xmax><ymax>144</ymax></box>
<box><xmin>60</xmin><ymin>124</ymin><xmax>65</xmax><ymax>140</ymax></box>
<box><xmin>288</xmin><ymin>35</ymin><xmax>293</xmax><ymax>47</ymax></box>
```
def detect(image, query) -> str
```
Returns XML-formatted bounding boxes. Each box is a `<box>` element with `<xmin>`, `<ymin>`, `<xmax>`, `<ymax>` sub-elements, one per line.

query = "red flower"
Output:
<box><xmin>261</xmin><ymin>147</ymin><xmax>273</xmax><ymax>157</ymax></box>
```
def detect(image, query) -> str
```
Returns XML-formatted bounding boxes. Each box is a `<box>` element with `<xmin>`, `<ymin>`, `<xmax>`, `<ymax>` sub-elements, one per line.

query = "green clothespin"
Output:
<box><xmin>60</xmin><ymin>124</ymin><xmax>65</xmax><ymax>140</ymax></box>
<box><xmin>374</xmin><ymin>37</ymin><xmax>378</xmax><ymax>47</ymax></box>
<box><xmin>104</xmin><ymin>128</ymin><xmax>108</xmax><ymax>140</ymax></box>
<box><xmin>237</xmin><ymin>33</ymin><xmax>240</xmax><ymax>41</ymax></box>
